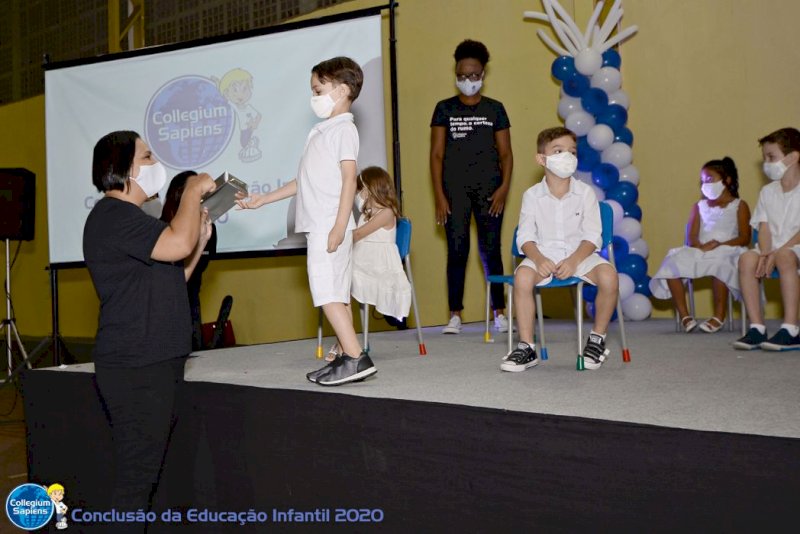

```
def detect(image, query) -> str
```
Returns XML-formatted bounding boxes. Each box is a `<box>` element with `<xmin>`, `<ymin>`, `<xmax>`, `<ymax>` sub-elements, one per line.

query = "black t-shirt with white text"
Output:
<box><xmin>430</xmin><ymin>95</ymin><xmax>511</xmax><ymax>187</ymax></box>
<box><xmin>83</xmin><ymin>196</ymin><xmax>191</xmax><ymax>368</ymax></box>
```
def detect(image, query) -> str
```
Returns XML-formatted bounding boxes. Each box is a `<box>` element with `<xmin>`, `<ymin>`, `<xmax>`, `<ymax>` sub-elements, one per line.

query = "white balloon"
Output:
<box><xmin>619</xmin><ymin>165</ymin><xmax>640</xmax><ymax>185</ymax></box>
<box><xmin>590</xmin><ymin>184</ymin><xmax>606</xmax><ymax>201</ymax></box>
<box><xmin>604</xmin><ymin>199</ymin><xmax>624</xmax><ymax>226</ymax></box>
<box><xmin>587</xmin><ymin>124</ymin><xmax>615</xmax><ymax>151</ymax></box>
<box><xmin>565</xmin><ymin>111</ymin><xmax>595</xmax><ymax>137</ymax></box>
<box><xmin>629</xmin><ymin>238</ymin><xmax>649</xmax><ymax>259</ymax></box>
<box><xmin>590</xmin><ymin>67</ymin><xmax>622</xmax><ymax>93</ymax></box>
<box><xmin>613</xmin><ymin>217</ymin><xmax>642</xmax><ymax>241</ymax></box>
<box><xmin>558</xmin><ymin>95</ymin><xmax>584</xmax><ymax>120</ymax></box>
<box><xmin>575</xmin><ymin>48</ymin><xmax>603</xmax><ymax>76</ymax></box>
<box><xmin>622</xmin><ymin>293</ymin><xmax>652</xmax><ymax>321</ymax></box>
<box><xmin>601</xmin><ymin>142</ymin><xmax>633</xmax><ymax>169</ymax></box>
<box><xmin>618</xmin><ymin>273</ymin><xmax>635</xmax><ymax>301</ymax></box>
<box><xmin>607</xmin><ymin>89</ymin><xmax>630</xmax><ymax>109</ymax></box>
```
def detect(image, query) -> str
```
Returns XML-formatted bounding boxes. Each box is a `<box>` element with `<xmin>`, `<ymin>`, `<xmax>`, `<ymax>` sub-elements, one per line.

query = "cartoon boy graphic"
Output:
<box><xmin>216</xmin><ymin>68</ymin><xmax>262</xmax><ymax>163</ymax></box>
<box><xmin>47</xmin><ymin>483</ymin><xmax>68</xmax><ymax>530</ymax></box>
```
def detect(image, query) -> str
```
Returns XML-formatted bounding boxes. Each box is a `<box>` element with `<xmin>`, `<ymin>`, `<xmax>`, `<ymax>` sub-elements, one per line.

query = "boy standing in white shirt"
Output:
<box><xmin>237</xmin><ymin>57</ymin><xmax>376</xmax><ymax>385</ymax></box>
<box><xmin>734</xmin><ymin>127</ymin><xmax>800</xmax><ymax>351</ymax></box>
<box><xmin>501</xmin><ymin>127</ymin><xmax>619</xmax><ymax>372</ymax></box>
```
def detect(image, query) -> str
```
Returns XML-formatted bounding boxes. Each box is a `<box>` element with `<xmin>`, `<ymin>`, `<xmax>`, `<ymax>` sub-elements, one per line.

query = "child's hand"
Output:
<box><xmin>235</xmin><ymin>191</ymin><xmax>264</xmax><ymax>210</ymax></box>
<box><xmin>699</xmin><ymin>240</ymin><xmax>720</xmax><ymax>252</ymax></box>
<box><xmin>327</xmin><ymin>227</ymin><xmax>345</xmax><ymax>253</ymax></box>
<box><xmin>554</xmin><ymin>257</ymin><xmax>578</xmax><ymax>279</ymax></box>
<box><xmin>756</xmin><ymin>252</ymin><xmax>776</xmax><ymax>278</ymax></box>
<box><xmin>537</xmin><ymin>258</ymin><xmax>557</xmax><ymax>278</ymax></box>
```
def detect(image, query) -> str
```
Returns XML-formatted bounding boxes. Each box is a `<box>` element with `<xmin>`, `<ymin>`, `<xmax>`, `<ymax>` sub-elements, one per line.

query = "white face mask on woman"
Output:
<box><xmin>545</xmin><ymin>152</ymin><xmax>578</xmax><ymax>179</ymax></box>
<box><xmin>762</xmin><ymin>157</ymin><xmax>791</xmax><ymax>181</ymax></box>
<box><xmin>455</xmin><ymin>78</ymin><xmax>482</xmax><ymax>97</ymax></box>
<box><xmin>131</xmin><ymin>161</ymin><xmax>168</xmax><ymax>198</ymax></box>
<box><xmin>701</xmin><ymin>180</ymin><xmax>726</xmax><ymax>200</ymax></box>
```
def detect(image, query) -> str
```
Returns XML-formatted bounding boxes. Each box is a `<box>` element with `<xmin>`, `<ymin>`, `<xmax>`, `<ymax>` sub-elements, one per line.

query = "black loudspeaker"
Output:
<box><xmin>0</xmin><ymin>168</ymin><xmax>35</xmax><ymax>241</ymax></box>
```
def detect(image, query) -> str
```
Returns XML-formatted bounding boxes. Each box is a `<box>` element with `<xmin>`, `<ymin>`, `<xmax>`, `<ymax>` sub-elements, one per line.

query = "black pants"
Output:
<box><xmin>444</xmin><ymin>180</ymin><xmax>506</xmax><ymax>312</ymax></box>
<box><xmin>95</xmin><ymin>357</ymin><xmax>186</xmax><ymax>530</ymax></box>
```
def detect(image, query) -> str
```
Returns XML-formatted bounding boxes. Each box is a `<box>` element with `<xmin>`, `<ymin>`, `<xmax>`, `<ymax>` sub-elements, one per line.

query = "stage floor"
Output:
<box><xmin>50</xmin><ymin>318</ymin><xmax>800</xmax><ymax>439</ymax></box>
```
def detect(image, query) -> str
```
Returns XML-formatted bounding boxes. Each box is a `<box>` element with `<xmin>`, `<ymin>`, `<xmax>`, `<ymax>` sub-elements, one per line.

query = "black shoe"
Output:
<box><xmin>317</xmin><ymin>352</ymin><xmax>377</xmax><ymax>386</ymax></box>
<box><xmin>760</xmin><ymin>328</ymin><xmax>800</xmax><ymax>351</ymax></box>
<box><xmin>582</xmin><ymin>333</ymin><xmax>609</xmax><ymax>370</ymax></box>
<box><xmin>306</xmin><ymin>357</ymin><xmax>341</xmax><ymax>383</ymax></box>
<box><xmin>732</xmin><ymin>327</ymin><xmax>768</xmax><ymax>350</ymax></box>
<box><xmin>500</xmin><ymin>342</ymin><xmax>539</xmax><ymax>372</ymax></box>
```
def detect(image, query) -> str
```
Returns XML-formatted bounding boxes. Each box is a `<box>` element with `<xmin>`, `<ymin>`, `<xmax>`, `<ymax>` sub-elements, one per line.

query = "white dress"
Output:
<box><xmin>650</xmin><ymin>198</ymin><xmax>746</xmax><ymax>299</ymax></box>
<box><xmin>351</xmin><ymin>212</ymin><xmax>412</xmax><ymax>320</ymax></box>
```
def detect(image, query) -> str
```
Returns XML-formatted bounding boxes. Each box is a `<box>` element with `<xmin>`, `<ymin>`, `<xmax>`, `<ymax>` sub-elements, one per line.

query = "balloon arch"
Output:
<box><xmin>525</xmin><ymin>0</ymin><xmax>651</xmax><ymax>321</ymax></box>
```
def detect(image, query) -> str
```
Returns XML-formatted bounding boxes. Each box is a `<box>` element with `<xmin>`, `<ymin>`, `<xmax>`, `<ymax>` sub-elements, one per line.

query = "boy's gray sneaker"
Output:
<box><xmin>317</xmin><ymin>352</ymin><xmax>377</xmax><ymax>386</ymax></box>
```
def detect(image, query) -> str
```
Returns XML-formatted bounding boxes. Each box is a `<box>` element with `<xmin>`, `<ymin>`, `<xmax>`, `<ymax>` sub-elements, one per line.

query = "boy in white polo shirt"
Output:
<box><xmin>237</xmin><ymin>57</ymin><xmax>376</xmax><ymax>385</ymax></box>
<box><xmin>501</xmin><ymin>126</ymin><xmax>619</xmax><ymax>372</ymax></box>
<box><xmin>734</xmin><ymin>127</ymin><xmax>800</xmax><ymax>351</ymax></box>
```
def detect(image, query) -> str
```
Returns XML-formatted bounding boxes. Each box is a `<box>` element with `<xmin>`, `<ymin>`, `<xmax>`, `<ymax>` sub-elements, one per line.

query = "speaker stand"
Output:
<box><xmin>2</xmin><ymin>238</ymin><xmax>35</xmax><ymax>382</ymax></box>
<box><xmin>46</xmin><ymin>266</ymin><xmax>76</xmax><ymax>366</ymax></box>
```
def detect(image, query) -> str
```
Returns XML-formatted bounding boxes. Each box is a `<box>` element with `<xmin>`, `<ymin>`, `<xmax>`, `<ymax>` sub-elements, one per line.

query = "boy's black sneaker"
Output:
<box><xmin>732</xmin><ymin>327</ymin><xmax>768</xmax><ymax>350</ymax></box>
<box><xmin>500</xmin><ymin>342</ymin><xmax>539</xmax><ymax>372</ymax></box>
<box><xmin>582</xmin><ymin>333</ymin><xmax>609</xmax><ymax>370</ymax></box>
<box><xmin>317</xmin><ymin>352</ymin><xmax>377</xmax><ymax>386</ymax></box>
<box><xmin>760</xmin><ymin>328</ymin><xmax>800</xmax><ymax>351</ymax></box>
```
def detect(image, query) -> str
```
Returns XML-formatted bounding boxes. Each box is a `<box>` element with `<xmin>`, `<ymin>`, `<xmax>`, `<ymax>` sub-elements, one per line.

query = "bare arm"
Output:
<box><xmin>685</xmin><ymin>203</ymin><xmax>701</xmax><ymax>247</ymax></box>
<box><xmin>183</xmin><ymin>215</ymin><xmax>212</xmax><ymax>280</ymax></box>
<box><xmin>489</xmin><ymin>128</ymin><xmax>513</xmax><ymax>216</ymax></box>
<box><xmin>353</xmin><ymin>208</ymin><xmax>394</xmax><ymax>243</ymax></box>
<box><xmin>430</xmin><ymin>126</ymin><xmax>450</xmax><ymax>225</ymax></box>
<box><xmin>236</xmin><ymin>179</ymin><xmax>297</xmax><ymax>209</ymax></box>
<box><xmin>327</xmin><ymin>160</ymin><xmax>357</xmax><ymax>253</ymax></box>
<box><xmin>152</xmin><ymin>173</ymin><xmax>215</xmax><ymax>262</ymax></box>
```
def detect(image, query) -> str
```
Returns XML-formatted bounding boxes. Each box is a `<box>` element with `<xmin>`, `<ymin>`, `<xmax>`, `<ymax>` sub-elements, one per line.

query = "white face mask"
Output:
<box><xmin>455</xmin><ymin>78</ymin><xmax>482</xmax><ymax>97</ymax></box>
<box><xmin>131</xmin><ymin>161</ymin><xmax>167</xmax><ymax>198</ymax></box>
<box><xmin>310</xmin><ymin>87</ymin><xmax>342</xmax><ymax>119</ymax></box>
<box><xmin>762</xmin><ymin>158</ymin><xmax>791</xmax><ymax>181</ymax></box>
<box><xmin>545</xmin><ymin>152</ymin><xmax>578</xmax><ymax>179</ymax></box>
<box><xmin>701</xmin><ymin>180</ymin><xmax>726</xmax><ymax>200</ymax></box>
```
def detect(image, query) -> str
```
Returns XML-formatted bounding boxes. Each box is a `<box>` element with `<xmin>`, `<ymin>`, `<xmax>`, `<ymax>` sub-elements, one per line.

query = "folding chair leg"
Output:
<box><xmin>484</xmin><ymin>282</ymin><xmax>493</xmax><ymax>343</ymax></box>
<box><xmin>688</xmin><ymin>279</ymin><xmax>696</xmax><ymax>319</ymax></box>
<box><xmin>741</xmin><ymin>298</ymin><xmax>747</xmax><ymax>337</ymax></box>
<box><xmin>405</xmin><ymin>255</ymin><xmax>426</xmax><ymax>355</ymax></box>
<box><xmin>316</xmin><ymin>308</ymin><xmax>324</xmax><ymax>359</ymax></box>
<box><xmin>617</xmin><ymin>293</ymin><xmax>631</xmax><ymax>362</ymax></box>
<box><xmin>727</xmin><ymin>293</ymin><xmax>734</xmax><ymax>332</ymax></box>
<box><xmin>361</xmin><ymin>303</ymin><xmax>369</xmax><ymax>354</ymax></box>
<box><xmin>535</xmin><ymin>291</ymin><xmax>548</xmax><ymax>361</ymax></box>
<box><xmin>576</xmin><ymin>283</ymin><xmax>584</xmax><ymax>370</ymax></box>
<box><xmin>507</xmin><ymin>284</ymin><xmax>514</xmax><ymax>354</ymax></box>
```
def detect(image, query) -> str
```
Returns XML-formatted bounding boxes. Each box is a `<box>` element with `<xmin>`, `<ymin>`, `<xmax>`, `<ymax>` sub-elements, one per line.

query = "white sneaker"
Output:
<box><xmin>494</xmin><ymin>313</ymin><xmax>515</xmax><ymax>333</ymax></box>
<box><xmin>442</xmin><ymin>315</ymin><xmax>462</xmax><ymax>334</ymax></box>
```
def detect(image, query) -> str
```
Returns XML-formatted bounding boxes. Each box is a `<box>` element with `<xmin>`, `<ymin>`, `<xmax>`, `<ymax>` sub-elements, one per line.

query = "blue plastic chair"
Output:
<box><xmin>486</xmin><ymin>201</ymin><xmax>631</xmax><ymax>368</ymax></box>
<box><xmin>316</xmin><ymin>217</ymin><xmax>426</xmax><ymax>358</ymax></box>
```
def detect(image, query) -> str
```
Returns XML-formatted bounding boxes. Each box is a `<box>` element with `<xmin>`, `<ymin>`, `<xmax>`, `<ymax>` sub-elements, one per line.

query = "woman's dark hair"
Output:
<box><xmin>91</xmin><ymin>130</ymin><xmax>139</xmax><ymax>193</ymax></box>
<box><xmin>702</xmin><ymin>156</ymin><xmax>739</xmax><ymax>198</ymax></box>
<box><xmin>454</xmin><ymin>39</ymin><xmax>490</xmax><ymax>66</ymax></box>
<box><xmin>160</xmin><ymin>170</ymin><xmax>197</xmax><ymax>223</ymax></box>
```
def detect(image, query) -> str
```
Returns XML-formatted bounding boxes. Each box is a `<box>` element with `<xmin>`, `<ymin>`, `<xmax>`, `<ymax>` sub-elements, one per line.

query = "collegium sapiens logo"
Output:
<box><xmin>5</xmin><ymin>483</ymin><xmax>55</xmax><ymax>530</ymax></box>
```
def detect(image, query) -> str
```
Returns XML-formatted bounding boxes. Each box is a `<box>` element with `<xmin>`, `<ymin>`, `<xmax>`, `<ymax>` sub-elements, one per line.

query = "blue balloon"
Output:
<box><xmin>614</xmin><ymin>126</ymin><xmax>634</xmax><ymax>146</ymax></box>
<box><xmin>634</xmin><ymin>275</ymin><xmax>652</xmax><ymax>297</ymax></box>
<box><xmin>551</xmin><ymin>56</ymin><xmax>577</xmax><ymax>82</ymax></box>
<box><xmin>592</xmin><ymin>162</ymin><xmax>620</xmax><ymax>190</ymax></box>
<box><xmin>602</xmin><ymin>49</ymin><xmax>621</xmax><ymax>69</ymax></box>
<box><xmin>582</xmin><ymin>284</ymin><xmax>598</xmax><ymax>303</ymax></box>
<box><xmin>562</xmin><ymin>72</ymin><xmax>590</xmax><ymax>97</ymax></box>
<box><xmin>624</xmin><ymin>204</ymin><xmax>642</xmax><ymax>221</ymax></box>
<box><xmin>596</xmin><ymin>104</ymin><xmax>628</xmax><ymax>130</ymax></box>
<box><xmin>581</xmin><ymin>87</ymin><xmax>609</xmax><ymax>115</ymax></box>
<box><xmin>605</xmin><ymin>181</ymin><xmax>639</xmax><ymax>209</ymax></box>
<box><xmin>612</xmin><ymin>235</ymin><xmax>630</xmax><ymax>258</ymax></box>
<box><xmin>617</xmin><ymin>253</ymin><xmax>648</xmax><ymax>281</ymax></box>
<box><xmin>577</xmin><ymin>145</ymin><xmax>600</xmax><ymax>172</ymax></box>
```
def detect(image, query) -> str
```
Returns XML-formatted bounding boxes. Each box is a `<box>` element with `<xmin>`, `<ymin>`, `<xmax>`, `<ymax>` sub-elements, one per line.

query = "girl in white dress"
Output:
<box><xmin>326</xmin><ymin>166</ymin><xmax>412</xmax><ymax>360</ymax></box>
<box><xmin>650</xmin><ymin>157</ymin><xmax>752</xmax><ymax>333</ymax></box>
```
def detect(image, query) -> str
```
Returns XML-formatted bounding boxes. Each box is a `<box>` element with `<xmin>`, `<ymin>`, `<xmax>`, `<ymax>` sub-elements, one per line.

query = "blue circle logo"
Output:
<box><xmin>5</xmin><ymin>483</ymin><xmax>54</xmax><ymax>530</ymax></box>
<box><xmin>144</xmin><ymin>75</ymin><xmax>235</xmax><ymax>169</ymax></box>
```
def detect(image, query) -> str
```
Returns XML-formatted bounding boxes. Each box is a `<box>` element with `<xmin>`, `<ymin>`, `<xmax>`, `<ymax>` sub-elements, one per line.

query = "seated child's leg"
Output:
<box><xmin>666</xmin><ymin>278</ymin><xmax>691</xmax><ymax>319</ymax></box>
<box><xmin>738</xmin><ymin>250</ymin><xmax>763</xmax><ymax>325</ymax></box>
<box><xmin>774</xmin><ymin>248</ymin><xmax>800</xmax><ymax>325</ymax></box>
<box><xmin>513</xmin><ymin>266</ymin><xmax>542</xmax><ymax>345</ymax></box>
<box><xmin>322</xmin><ymin>302</ymin><xmax>363</xmax><ymax>357</ymax></box>
<box><xmin>711</xmin><ymin>278</ymin><xmax>729</xmax><ymax>321</ymax></box>
<box><xmin>583</xmin><ymin>264</ymin><xmax>619</xmax><ymax>335</ymax></box>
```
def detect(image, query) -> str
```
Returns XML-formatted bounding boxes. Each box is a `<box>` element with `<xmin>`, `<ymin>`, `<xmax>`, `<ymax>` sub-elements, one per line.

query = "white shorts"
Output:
<box><xmin>515</xmin><ymin>253</ymin><xmax>610</xmax><ymax>286</ymax></box>
<box><xmin>306</xmin><ymin>231</ymin><xmax>353</xmax><ymax>307</ymax></box>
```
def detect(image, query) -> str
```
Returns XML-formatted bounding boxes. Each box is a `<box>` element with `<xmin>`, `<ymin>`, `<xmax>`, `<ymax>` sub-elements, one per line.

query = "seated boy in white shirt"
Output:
<box><xmin>501</xmin><ymin>126</ymin><xmax>619</xmax><ymax>372</ymax></box>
